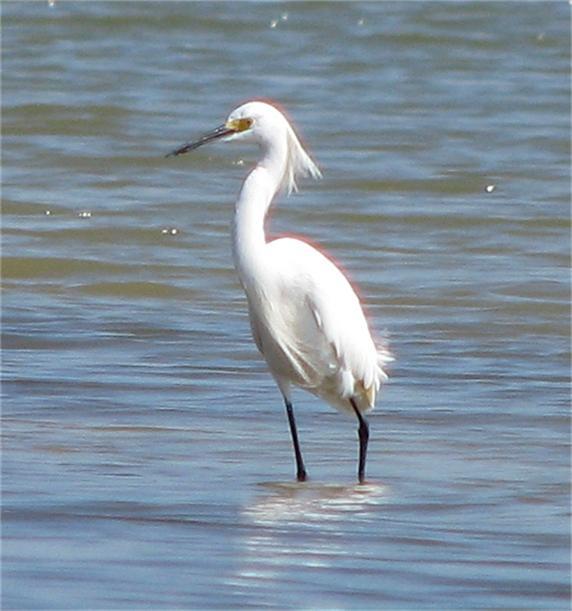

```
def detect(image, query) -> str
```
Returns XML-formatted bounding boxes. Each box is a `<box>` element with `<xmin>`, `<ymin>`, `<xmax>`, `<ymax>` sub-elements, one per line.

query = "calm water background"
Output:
<box><xmin>2</xmin><ymin>2</ymin><xmax>570</xmax><ymax>608</ymax></box>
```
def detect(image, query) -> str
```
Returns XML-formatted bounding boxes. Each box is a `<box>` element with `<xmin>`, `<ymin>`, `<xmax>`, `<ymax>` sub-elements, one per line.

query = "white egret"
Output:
<box><xmin>167</xmin><ymin>100</ymin><xmax>392</xmax><ymax>483</ymax></box>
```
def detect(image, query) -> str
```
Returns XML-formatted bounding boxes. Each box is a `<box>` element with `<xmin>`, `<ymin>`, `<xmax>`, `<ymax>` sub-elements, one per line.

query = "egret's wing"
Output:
<box><xmin>269</xmin><ymin>238</ymin><xmax>392</xmax><ymax>409</ymax></box>
<box><xmin>306</xmin><ymin>273</ymin><xmax>384</xmax><ymax>403</ymax></box>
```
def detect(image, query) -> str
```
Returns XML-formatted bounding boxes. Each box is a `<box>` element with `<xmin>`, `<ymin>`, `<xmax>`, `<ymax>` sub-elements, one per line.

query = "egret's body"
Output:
<box><xmin>168</xmin><ymin>101</ymin><xmax>392</xmax><ymax>482</ymax></box>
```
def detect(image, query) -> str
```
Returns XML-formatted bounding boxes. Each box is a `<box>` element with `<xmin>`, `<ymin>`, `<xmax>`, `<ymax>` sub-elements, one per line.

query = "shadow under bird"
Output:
<box><xmin>167</xmin><ymin>100</ymin><xmax>392</xmax><ymax>483</ymax></box>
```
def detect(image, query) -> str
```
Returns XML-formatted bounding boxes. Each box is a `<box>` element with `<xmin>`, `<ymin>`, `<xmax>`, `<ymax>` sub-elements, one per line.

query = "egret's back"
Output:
<box><xmin>245</xmin><ymin>237</ymin><xmax>391</xmax><ymax>415</ymax></box>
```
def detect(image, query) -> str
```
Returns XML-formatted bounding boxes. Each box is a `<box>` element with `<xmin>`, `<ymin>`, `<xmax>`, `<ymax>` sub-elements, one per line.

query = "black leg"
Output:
<box><xmin>350</xmin><ymin>398</ymin><xmax>369</xmax><ymax>484</ymax></box>
<box><xmin>284</xmin><ymin>399</ymin><xmax>307</xmax><ymax>482</ymax></box>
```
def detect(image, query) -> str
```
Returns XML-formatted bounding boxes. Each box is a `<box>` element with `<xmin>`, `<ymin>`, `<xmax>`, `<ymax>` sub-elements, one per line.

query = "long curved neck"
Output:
<box><xmin>232</xmin><ymin>137</ymin><xmax>287</xmax><ymax>285</ymax></box>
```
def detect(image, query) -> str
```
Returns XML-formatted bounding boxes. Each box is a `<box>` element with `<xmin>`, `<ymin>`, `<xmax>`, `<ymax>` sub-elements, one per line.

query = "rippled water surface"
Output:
<box><xmin>2</xmin><ymin>2</ymin><xmax>570</xmax><ymax>608</ymax></box>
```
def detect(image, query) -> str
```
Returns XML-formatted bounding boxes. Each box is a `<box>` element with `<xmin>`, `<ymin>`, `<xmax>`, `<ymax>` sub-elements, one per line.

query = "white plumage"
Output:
<box><xmin>244</xmin><ymin>237</ymin><xmax>391</xmax><ymax>414</ymax></box>
<box><xmin>168</xmin><ymin>100</ymin><xmax>392</xmax><ymax>483</ymax></box>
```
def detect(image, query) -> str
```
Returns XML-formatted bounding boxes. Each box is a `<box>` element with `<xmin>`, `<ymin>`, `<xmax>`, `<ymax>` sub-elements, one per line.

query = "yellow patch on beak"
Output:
<box><xmin>227</xmin><ymin>117</ymin><xmax>253</xmax><ymax>133</ymax></box>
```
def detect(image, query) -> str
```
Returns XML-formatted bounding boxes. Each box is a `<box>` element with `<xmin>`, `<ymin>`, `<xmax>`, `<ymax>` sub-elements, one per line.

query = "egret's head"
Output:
<box><xmin>167</xmin><ymin>100</ymin><xmax>321</xmax><ymax>194</ymax></box>
<box><xmin>223</xmin><ymin>101</ymin><xmax>292</xmax><ymax>145</ymax></box>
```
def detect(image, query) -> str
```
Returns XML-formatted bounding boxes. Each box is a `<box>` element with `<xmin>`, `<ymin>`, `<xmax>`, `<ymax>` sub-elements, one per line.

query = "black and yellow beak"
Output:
<box><xmin>166</xmin><ymin>124</ymin><xmax>234</xmax><ymax>158</ymax></box>
<box><xmin>166</xmin><ymin>117</ymin><xmax>253</xmax><ymax>158</ymax></box>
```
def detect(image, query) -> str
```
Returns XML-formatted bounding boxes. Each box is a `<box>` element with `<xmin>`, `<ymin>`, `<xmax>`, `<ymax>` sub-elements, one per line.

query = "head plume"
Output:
<box><xmin>281</xmin><ymin>116</ymin><xmax>322</xmax><ymax>195</ymax></box>
<box><xmin>226</xmin><ymin>100</ymin><xmax>322</xmax><ymax>195</ymax></box>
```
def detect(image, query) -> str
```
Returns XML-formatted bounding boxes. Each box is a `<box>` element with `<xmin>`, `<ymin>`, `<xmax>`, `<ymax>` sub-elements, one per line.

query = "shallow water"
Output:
<box><xmin>2</xmin><ymin>2</ymin><xmax>570</xmax><ymax>608</ymax></box>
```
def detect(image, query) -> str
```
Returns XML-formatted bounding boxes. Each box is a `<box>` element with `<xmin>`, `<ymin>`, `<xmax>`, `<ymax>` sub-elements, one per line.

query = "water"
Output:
<box><xmin>2</xmin><ymin>2</ymin><xmax>570</xmax><ymax>608</ymax></box>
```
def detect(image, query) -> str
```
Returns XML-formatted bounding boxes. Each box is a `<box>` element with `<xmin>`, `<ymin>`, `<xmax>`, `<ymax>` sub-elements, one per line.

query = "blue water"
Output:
<box><xmin>2</xmin><ymin>2</ymin><xmax>570</xmax><ymax>608</ymax></box>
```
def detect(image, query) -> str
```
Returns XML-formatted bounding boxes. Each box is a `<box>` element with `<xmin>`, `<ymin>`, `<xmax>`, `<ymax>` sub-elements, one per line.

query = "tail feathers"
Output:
<box><xmin>363</xmin><ymin>346</ymin><xmax>394</xmax><ymax>408</ymax></box>
<box><xmin>377</xmin><ymin>345</ymin><xmax>394</xmax><ymax>374</ymax></box>
<box><xmin>364</xmin><ymin>383</ymin><xmax>376</xmax><ymax>407</ymax></box>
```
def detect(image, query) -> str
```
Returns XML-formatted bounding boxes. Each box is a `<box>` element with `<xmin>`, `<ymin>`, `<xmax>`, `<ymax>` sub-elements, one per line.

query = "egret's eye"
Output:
<box><xmin>227</xmin><ymin>117</ymin><xmax>253</xmax><ymax>132</ymax></box>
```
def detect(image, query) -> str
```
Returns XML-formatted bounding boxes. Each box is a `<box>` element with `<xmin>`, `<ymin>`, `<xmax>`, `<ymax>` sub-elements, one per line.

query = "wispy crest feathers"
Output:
<box><xmin>282</xmin><ymin>122</ymin><xmax>322</xmax><ymax>195</ymax></box>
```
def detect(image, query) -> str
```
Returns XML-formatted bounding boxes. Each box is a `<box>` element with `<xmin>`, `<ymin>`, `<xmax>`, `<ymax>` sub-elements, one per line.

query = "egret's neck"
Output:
<box><xmin>232</xmin><ymin>138</ymin><xmax>287</xmax><ymax>283</ymax></box>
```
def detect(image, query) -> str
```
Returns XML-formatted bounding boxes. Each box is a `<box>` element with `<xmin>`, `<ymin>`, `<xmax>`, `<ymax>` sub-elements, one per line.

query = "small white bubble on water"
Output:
<box><xmin>45</xmin><ymin>210</ymin><xmax>51</xmax><ymax>215</ymax></box>
<box><xmin>357</xmin><ymin>18</ymin><xmax>365</xmax><ymax>26</ymax></box>
<box><xmin>270</xmin><ymin>20</ymin><xmax>278</xmax><ymax>29</ymax></box>
<box><xmin>162</xmin><ymin>227</ymin><xmax>179</xmax><ymax>236</ymax></box>
<box><xmin>281</xmin><ymin>13</ymin><xmax>288</xmax><ymax>21</ymax></box>
<box><xmin>485</xmin><ymin>184</ymin><xmax>496</xmax><ymax>193</ymax></box>
<box><xmin>78</xmin><ymin>211</ymin><xmax>92</xmax><ymax>218</ymax></box>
